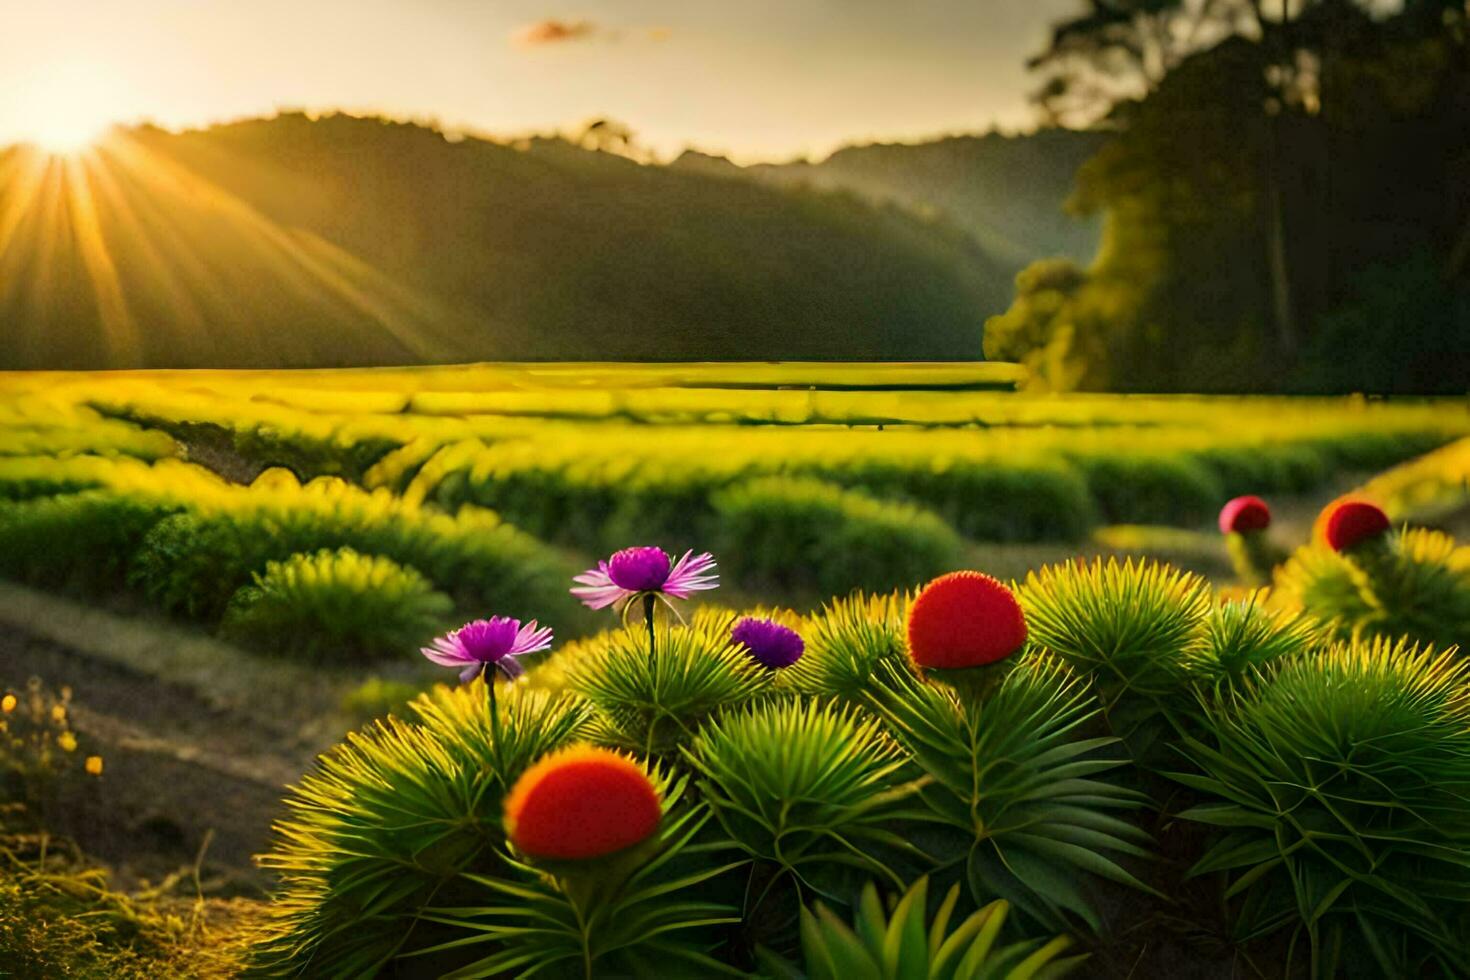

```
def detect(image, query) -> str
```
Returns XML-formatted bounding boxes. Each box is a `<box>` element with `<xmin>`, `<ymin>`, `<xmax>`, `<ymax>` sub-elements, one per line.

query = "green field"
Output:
<box><xmin>4</xmin><ymin>363</ymin><xmax>1466</xmax><ymax>622</ymax></box>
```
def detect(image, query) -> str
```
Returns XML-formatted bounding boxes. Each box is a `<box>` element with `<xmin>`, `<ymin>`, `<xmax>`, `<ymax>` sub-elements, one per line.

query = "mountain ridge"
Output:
<box><xmin>0</xmin><ymin>113</ymin><xmax>1097</xmax><ymax>369</ymax></box>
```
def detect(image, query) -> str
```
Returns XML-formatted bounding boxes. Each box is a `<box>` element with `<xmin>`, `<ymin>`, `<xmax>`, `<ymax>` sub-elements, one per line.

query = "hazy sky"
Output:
<box><xmin>0</xmin><ymin>0</ymin><xmax>1078</xmax><ymax>161</ymax></box>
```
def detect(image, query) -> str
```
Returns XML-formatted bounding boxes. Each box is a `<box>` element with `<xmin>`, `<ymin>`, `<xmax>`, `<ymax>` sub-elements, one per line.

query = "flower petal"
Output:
<box><xmin>571</xmin><ymin>562</ymin><xmax>615</xmax><ymax>588</ymax></box>
<box><xmin>421</xmin><ymin>636</ymin><xmax>470</xmax><ymax>667</ymax></box>
<box><xmin>459</xmin><ymin>663</ymin><xmax>483</xmax><ymax>684</ymax></box>
<box><xmin>497</xmin><ymin>655</ymin><xmax>526</xmax><ymax>681</ymax></box>
<box><xmin>663</xmin><ymin>550</ymin><xmax>719</xmax><ymax>598</ymax></box>
<box><xmin>572</xmin><ymin>583</ymin><xmax>633</xmax><ymax>610</ymax></box>
<box><xmin>511</xmin><ymin>620</ymin><xmax>554</xmax><ymax>655</ymax></box>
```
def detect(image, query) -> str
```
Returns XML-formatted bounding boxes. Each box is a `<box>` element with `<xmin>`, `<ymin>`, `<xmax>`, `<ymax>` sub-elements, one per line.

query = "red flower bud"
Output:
<box><xmin>1323</xmin><ymin>499</ymin><xmax>1391</xmax><ymax>553</ymax></box>
<box><xmin>1218</xmin><ymin>495</ymin><xmax>1271</xmax><ymax>535</ymax></box>
<box><xmin>504</xmin><ymin>746</ymin><xmax>661</xmax><ymax>860</ymax></box>
<box><xmin>907</xmin><ymin>571</ymin><xmax>1027</xmax><ymax>670</ymax></box>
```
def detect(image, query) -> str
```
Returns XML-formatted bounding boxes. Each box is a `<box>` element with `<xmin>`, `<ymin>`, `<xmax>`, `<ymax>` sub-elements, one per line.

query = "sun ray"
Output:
<box><xmin>83</xmin><ymin>144</ymin><xmax>208</xmax><ymax>333</ymax></box>
<box><xmin>0</xmin><ymin>128</ymin><xmax>464</xmax><ymax>367</ymax></box>
<box><xmin>63</xmin><ymin>153</ymin><xmax>138</xmax><ymax>362</ymax></box>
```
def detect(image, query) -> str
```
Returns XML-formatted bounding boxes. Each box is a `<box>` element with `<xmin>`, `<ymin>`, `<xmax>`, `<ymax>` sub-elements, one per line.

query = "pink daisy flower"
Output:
<box><xmin>571</xmin><ymin>546</ymin><xmax>718</xmax><ymax>614</ymax></box>
<box><xmin>421</xmin><ymin>617</ymin><xmax>552</xmax><ymax>684</ymax></box>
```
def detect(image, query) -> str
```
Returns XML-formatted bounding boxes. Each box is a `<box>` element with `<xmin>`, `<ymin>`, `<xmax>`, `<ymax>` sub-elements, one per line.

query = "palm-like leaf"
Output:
<box><xmin>784</xmin><ymin>591</ymin><xmax>911</xmax><ymax>702</ymax></box>
<box><xmin>250</xmin><ymin>684</ymin><xmax>591</xmax><ymax>977</ymax></box>
<box><xmin>1172</xmin><ymin>638</ymin><xmax>1470</xmax><ymax>978</ymax></box>
<box><xmin>761</xmin><ymin>876</ymin><xmax>1086</xmax><ymax>980</ymax></box>
<box><xmin>872</xmin><ymin>653</ymin><xmax>1153</xmax><ymax>932</ymax></box>
<box><xmin>418</xmin><ymin>774</ymin><xmax>745</xmax><ymax>979</ymax></box>
<box><xmin>685</xmin><ymin>698</ymin><xmax>930</xmax><ymax>904</ymax></box>
<box><xmin>568</xmin><ymin>613</ymin><xmax>771</xmax><ymax>757</ymax></box>
<box><xmin>1019</xmin><ymin>558</ymin><xmax>1212</xmax><ymax>760</ymax></box>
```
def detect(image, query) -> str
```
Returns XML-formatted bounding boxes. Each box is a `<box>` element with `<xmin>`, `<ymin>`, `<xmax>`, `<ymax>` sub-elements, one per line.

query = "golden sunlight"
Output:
<box><xmin>10</xmin><ymin>63</ymin><xmax>123</xmax><ymax>155</ymax></box>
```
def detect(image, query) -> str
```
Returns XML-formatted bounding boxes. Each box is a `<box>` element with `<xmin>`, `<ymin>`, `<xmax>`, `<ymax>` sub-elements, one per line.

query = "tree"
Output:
<box><xmin>1028</xmin><ymin>0</ymin><xmax>1261</xmax><ymax>126</ymax></box>
<box><xmin>995</xmin><ymin>0</ymin><xmax>1470</xmax><ymax>393</ymax></box>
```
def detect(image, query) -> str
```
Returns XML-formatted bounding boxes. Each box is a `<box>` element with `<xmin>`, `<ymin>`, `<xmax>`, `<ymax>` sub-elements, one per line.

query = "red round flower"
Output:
<box><xmin>1323</xmin><ymin>499</ymin><xmax>1391</xmax><ymax>553</ymax></box>
<box><xmin>504</xmin><ymin>746</ymin><xmax>661</xmax><ymax>860</ymax></box>
<box><xmin>1218</xmin><ymin>495</ymin><xmax>1271</xmax><ymax>535</ymax></box>
<box><xmin>907</xmin><ymin>571</ymin><xmax>1027</xmax><ymax>670</ymax></box>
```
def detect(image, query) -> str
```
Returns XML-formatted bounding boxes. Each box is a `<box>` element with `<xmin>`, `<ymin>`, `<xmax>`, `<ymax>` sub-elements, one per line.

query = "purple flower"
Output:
<box><xmin>732</xmin><ymin>617</ymin><xmax>805</xmax><ymax>668</ymax></box>
<box><xmin>571</xmin><ymin>547</ymin><xmax>718</xmax><ymax>612</ymax></box>
<box><xmin>421</xmin><ymin>617</ymin><xmax>552</xmax><ymax>684</ymax></box>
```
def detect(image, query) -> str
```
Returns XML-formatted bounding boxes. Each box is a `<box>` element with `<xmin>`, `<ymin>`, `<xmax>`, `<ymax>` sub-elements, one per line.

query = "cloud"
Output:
<box><xmin>513</xmin><ymin>18</ymin><xmax>599</xmax><ymax>46</ymax></box>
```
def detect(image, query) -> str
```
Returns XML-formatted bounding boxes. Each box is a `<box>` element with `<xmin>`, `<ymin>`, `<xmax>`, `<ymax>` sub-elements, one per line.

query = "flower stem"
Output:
<box><xmin>486</xmin><ymin>667</ymin><xmax>504</xmax><ymax>783</ymax></box>
<box><xmin>643</xmin><ymin>593</ymin><xmax>657</xmax><ymax>660</ymax></box>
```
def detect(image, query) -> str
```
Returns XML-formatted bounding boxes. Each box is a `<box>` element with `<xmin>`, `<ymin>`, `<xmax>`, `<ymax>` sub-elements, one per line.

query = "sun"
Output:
<box><xmin>10</xmin><ymin>62</ymin><xmax>124</xmax><ymax>155</ymax></box>
<box><xmin>26</xmin><ymin>115</ymin><xmax>111</xmax><ymax>155</ymax></box>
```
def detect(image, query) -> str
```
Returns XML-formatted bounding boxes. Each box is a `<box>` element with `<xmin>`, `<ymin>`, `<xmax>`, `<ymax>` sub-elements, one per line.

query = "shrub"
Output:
<box><xmin>1197</xmin><ymin>598</ymin><xmax>1320</xmax><ymax>686</ymax></box>
<box><xmin>416</xmin><ymin>771</ymin><xmax>743</xmax><ymax>979</ymax></box>
<box><xmin>1067</xmin><ymin>452</ymin><xmax>1222</xmax><ymax>526</ymax></box>
<box><xmin>813</xmin><ymin>458</ymin><xmax>1097</xmax><ymax>544</ymax></box>
<box><xmin>1191</xmin><ymin>443</ymin><xmax>1328</xmax><ymax>498</ymax></box>
<box><xmin>760</xmin><ymin>876</ymin><xmax>1086</xmax><ymax>980</ymax></box>
<box><xmin>872</xmin><ymin>654</ymin><xmax>1151</xmax><ymax>932</ymax></box>
<box><xmin>687</xmin><ymin>699</ymin><xmax>926</xmax><ymax>906</ymax></box>
<box><xmin>0</xmin><ymin>491</ymin><xmax>177</xmax><ymax>593</ymax></box>
<box><xmin>221</xmin><ymin>548</ymin><xmax>453</xmax><ymax>662</ymax></box>
<box><xmin>1019</xmin><ymin>559</ymin><xmax>1212</xmax><ymax>761</ymax></box>
<box><xmin>1275</xmin><ymin>527</ymin><xmax>1470</xmax><ymax>651</ymax></box>
<box><xmin>127</xmin><ymin>481</ymin><xmax>579</xmax><ymax>626</ymax></box>
<box><xmin>711</xmin><ymin>477</ymin><xmax>964</xmax><ymax>595</ymax></box>
<box><xmin>566</xmin><ymin>615</ymin><xmax>771</xmax><ymax>757</ymax></box>
<box><xmin>1174</xmin><ymin>639</ymin><xmax>1470</xmax><ymax>977</ymax></box>
<box><xmin>783</xmin><ymin>591</ymin><xmax>910</xmax><ymax>703</ymax></box>
<box><xmin>252</xmin><ymin>683</ymin><xmax>592</xmax><ymax>976</ymax></box>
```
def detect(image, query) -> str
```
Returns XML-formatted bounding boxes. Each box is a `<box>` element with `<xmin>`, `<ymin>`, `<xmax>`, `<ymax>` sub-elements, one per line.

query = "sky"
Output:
<box><xmin>0</xmin><ymin>0</ymin><xmax>1079</xmax><ymax>162</ymax></box>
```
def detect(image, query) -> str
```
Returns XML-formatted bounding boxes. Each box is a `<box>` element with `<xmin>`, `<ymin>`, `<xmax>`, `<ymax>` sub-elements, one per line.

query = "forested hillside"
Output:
<box><xmin>0</xmin><ymin>114</ymin><xmax>1020</xmax><ymax>368</ymax></box>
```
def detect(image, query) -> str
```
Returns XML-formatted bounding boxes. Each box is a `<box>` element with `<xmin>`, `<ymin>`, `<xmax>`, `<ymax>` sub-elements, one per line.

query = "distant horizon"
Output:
<box><xmin>2</xmin><ymin>106</ymin><xmax>1081</xmax><ymax>168</ymax></box>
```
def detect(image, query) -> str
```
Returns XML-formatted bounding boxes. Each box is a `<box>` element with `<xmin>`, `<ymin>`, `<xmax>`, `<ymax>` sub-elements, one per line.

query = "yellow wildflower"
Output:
<box><xmin>85</xmin><ymin>756</ymin><xmax>104</xmax><ymax>776</ymax></box>
<box><xmin>51</xmin><ymin>704</ymin><xmax>66</xmax><ymax>724</ymax></box>
<box><xmin>58</xmin><ymin>731</ymin><xmax>78</xmax><ymax>752</ymax></box>
<box><xmin>1</xmin><ymin>694</ymin><xmax>14</xmax><ymax>712</ymax></box>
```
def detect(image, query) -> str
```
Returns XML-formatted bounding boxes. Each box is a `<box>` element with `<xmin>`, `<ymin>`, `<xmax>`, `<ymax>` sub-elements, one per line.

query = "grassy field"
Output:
<box><xmin>3</xmin><ymin>363</ymin><xmax>1466</xmax><ymax>612</ymax></box>
<box><xmin>2</xmin><ymin>361</ymin><xmax>1465</xmax><ymax>645</ymax></box>
<box><xmin>3</xmin><ymin>363</ymin><xmax>1469</xmax><ymax>977</ymax></box>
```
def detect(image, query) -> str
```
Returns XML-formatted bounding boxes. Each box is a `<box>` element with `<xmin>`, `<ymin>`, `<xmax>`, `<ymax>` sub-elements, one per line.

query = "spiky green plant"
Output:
<box><xmin>221</xmin><ymin>547</ymin><xmax>454</xmax><ymax>662</ymax></box>
<box><xmin>760</xmin><ymin>876</ymin><xmax>1085</xmax><ymax>980</ymax></box>
<box><xmin>250</xmin><ymin>683</ymin><xmax>592</xmax><ymax>977</ymax></box>
<box><xmin>784</xmin><ymin>591</ymin><xmax>910</xmax><ymax>702</ymax></box>
<box><xmin>416</xmin><ymin>773</ymin><xmax>745</xmax><ymax>979</ymax></box>
<box><xmin>1019</xmin><ymin>558</ymin><xmax>1212</xmax><ymax>760</ymax></box>
<box><xmin>1173</xmin><ymin>638</ymin><xmax>1470</xmax><ymax>978</ymax></box>
<box><xmin>1275</xmin><ymin>528</ymin><xmax>1470</xmax><ymax>652</ymax></box>
<box><xmin>686</xmin><ymin>699</ymin><xmax>929</xmax><ymax>907</ymax></box>
<box><xmin>872</xmin><ymin>653</ymin><xmax>1152</xmax><ymax>932</ymax></box>
<box><xmin>567</xmin><ymin>614</ymin><xmax>771</xmax><ymax>756</ymax></box>
<box><xmin>1198</xmin><ymin>597</ymin><xmax>1320</xmax><ymax>686</ymax></box>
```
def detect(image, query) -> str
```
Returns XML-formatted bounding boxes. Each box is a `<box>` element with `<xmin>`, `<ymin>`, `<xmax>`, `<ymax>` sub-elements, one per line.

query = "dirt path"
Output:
<box><xmin>0</xmin><ymin>583</ymin><xmax>374</xmax><ymax>894</ymax></box>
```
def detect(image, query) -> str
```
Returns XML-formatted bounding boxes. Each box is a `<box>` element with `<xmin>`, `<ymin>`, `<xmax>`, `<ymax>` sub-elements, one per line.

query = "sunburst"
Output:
<box><xmin>9</xmin><ymin>62</ymin><xmax>122</xmax><ymax>156</ymax></box>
